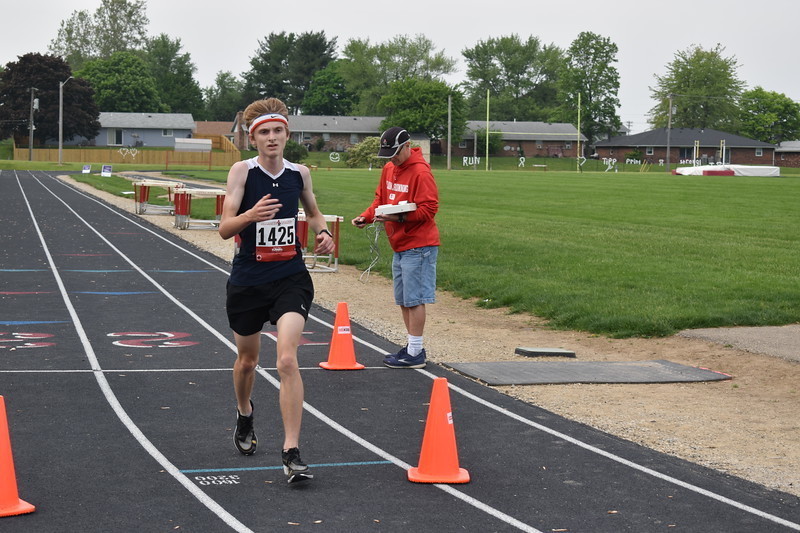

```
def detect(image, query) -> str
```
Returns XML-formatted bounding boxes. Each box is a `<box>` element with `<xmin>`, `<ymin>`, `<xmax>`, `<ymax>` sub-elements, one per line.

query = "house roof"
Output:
<box><xmin>776</xmin><ymin>140</ymin><xmax>800</xmax><ymax>153</ymax></box>
<box><xmin>463</xmin><ymin>120</ymin><xmax>586</xmax><ymax>142</ymax></box>
<box><xmin>195</xmin><ymin>121</ymin><xmax>234</xmax><ymax>136</ymax></box>
<box><xmin>595</xmin><ymin>127</ymin><xmax>775</xmax><ymax>148</ymax></box>
<box><xmin>99</xmin><ymin>112</ymin><xmax>196</xmax><ymax>130</ymax></box>
<box><xmin>287</xmin><ymin>115</ymin><xmax>384</xmax><ymax>134</ymax></box>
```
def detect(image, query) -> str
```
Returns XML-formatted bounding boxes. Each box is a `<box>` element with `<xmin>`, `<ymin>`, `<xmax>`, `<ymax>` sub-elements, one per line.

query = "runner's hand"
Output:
<box><xmin>248</xmin><ymin>195</ymin><xmax>282</xmax><ymax>222</ymax></box>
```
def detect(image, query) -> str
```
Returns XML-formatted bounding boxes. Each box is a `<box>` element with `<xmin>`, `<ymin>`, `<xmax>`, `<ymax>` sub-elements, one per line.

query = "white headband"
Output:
<box><xmin>248</xmin><ymin>113</ymin><xmax>289</xmax><ymax>134</ymax></box>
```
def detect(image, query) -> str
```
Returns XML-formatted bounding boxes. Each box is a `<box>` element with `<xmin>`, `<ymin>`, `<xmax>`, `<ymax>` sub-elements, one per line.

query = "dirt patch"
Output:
<box><xmin>61</xmin><ymin>173</ymin><xmax>800</xmax><ymax>498</ymax></box>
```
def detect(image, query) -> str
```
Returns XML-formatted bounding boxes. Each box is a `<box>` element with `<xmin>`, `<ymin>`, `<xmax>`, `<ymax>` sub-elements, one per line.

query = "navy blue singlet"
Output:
<box><xmin>229</xmin><ymin>157</ymin><xmax>306</xmax><ymax>286</ymax></box>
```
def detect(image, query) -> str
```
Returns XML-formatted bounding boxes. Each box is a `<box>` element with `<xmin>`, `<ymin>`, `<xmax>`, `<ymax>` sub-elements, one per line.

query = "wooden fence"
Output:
<box><xmin>13</xmin><ymin>134</ymin><xmax>241</xmax><ymax>169</ymax></box>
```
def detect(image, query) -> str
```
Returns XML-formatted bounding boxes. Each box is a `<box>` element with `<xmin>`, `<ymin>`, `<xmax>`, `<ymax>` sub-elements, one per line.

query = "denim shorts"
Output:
<box><xmin>392</xmin><ymin>246</ymin><xmax>438</xmax><ymax>307</ymax></box>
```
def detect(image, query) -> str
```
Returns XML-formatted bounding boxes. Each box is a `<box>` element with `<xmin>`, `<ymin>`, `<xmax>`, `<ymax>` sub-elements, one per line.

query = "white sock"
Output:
<box><xmin>407</xmin><ymin>335</ymin><xmax>424</xmax><ymax>356</ymax></box>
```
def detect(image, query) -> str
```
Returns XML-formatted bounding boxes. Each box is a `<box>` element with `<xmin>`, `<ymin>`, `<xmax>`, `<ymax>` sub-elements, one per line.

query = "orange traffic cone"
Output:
<box><xmin>319</xmin><ymin>302</ymin><xmax>365</xmax><ymax>370</ymax></box>
<box><xmin>0</xmin><ymin>396</ymin><xmax>35</xmax><ymax>517</ymax></box>
<box><xmin>408</xmin><ymin>378</ymin><xmax>470</xmax><ymax>484</ymax></box>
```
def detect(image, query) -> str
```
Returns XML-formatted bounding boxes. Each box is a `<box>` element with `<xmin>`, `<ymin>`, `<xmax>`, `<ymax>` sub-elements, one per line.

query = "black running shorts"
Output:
<box><xmin>226</xmin><ymin>270</ymin><xmax>314</xmax><ymax>336</ymax></box>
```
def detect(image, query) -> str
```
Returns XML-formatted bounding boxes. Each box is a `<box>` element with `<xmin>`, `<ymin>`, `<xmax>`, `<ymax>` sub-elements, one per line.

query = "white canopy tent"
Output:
<box><xmin>675</xmin><ymin>164</ymin><xmax>780</xmax><ymax>177</ymax></box>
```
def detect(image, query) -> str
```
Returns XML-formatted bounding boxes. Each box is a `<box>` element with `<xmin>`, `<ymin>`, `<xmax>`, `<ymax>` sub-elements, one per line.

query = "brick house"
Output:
<box><xmin>233</xmin><ymin>112</ymin><xmax>384</xmax><ymax>152</ymax></box>
<box><xmin>594</xmin><ymin>128</ymin><xmax>776</xmax><ymax>167</ymax></box>
<box><xmin>447</xmin><ymin>120</ymin><xmax>587</xmax><ymax>159</ymax></box>
<box><xmin>775</xmin><ymin>141</ymin><xmax>800</xmax><ymax>168</ymax></box>
<box><xmin>195</xmin><ymin>121</ymin><xmax>235</xmax><ymax>144</ymax></box>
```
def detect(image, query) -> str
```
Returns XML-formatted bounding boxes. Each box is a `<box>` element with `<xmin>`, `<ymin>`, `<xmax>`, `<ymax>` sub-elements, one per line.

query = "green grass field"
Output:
<box><xmin>307</xmin><ymin>169</ymin><xmax>800</xmax><ymax>338</ymax></box>
<box><xmin>17</xmin><ymin>161</ymin><xmax>800</xmax><ymax>338</ymax></box>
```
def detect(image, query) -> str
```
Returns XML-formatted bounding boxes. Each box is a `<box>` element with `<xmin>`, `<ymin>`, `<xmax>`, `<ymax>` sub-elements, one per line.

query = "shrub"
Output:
<box><xmin>284</xmin><ymin>139</ymin><xmax>308</xmax><ymax>163</ymax></box>
<box><xmin>346</xmin><ymin>136</ymin><xmax>382</xmax><ymax>168</ymax></box>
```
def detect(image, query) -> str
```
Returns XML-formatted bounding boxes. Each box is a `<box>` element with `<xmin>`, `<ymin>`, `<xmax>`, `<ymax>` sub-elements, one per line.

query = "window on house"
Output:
<box><xmin>322</xmin><ymin>133</ymin><xmax>330</xmax><ymax>141</ymax></box>
<box><xmin>350</xmin><ymin>134</ymin><xmax>359</xmax><ymax>144</ymax></box>
<box><xmin>107</xmin><ymin>129</ymin><xmax>123</xmax><ymax>146</ymax></box>
<box><xmin>303</xmin><ymin>133</ymin><xmax>311</xmax><ymax>141</ymax></box>
<box><xmin>755</xmin><ymin>148</ymin><xmax>763</xmax><ymax>157</ymax></box>
<box><xmin>646</xmin><ymin>147</ymin><xmax>654</xmax><ymax>156</ymax></box>
<box><xmin>565</xmin><ymin>142</ymin><xmax>572</xmax><ymax>149</ymax></box>
<box><xmin>162</xmin><ymin>129</ymin><xmax>173</xmax><ymax>137</ymax></box>
<box><xmin>458</xmin><ymin>140</ymin><xmax>467</xmax><ymax>149</ymax></box>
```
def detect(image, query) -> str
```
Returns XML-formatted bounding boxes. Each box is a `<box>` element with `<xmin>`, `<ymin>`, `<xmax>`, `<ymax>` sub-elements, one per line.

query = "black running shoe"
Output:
<box><xmin>282</xmin><ymin>447</ymin><xmax>313</xmax><ymax>483</ymax></box>
<box><xmin>234</xmin><ymin>400</ymin><xmax>257</xmax><ymax>455</ymax></box>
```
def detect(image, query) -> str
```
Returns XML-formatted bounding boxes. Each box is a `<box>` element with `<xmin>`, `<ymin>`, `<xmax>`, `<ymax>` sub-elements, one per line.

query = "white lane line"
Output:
<box><xmin>18</xmin><ymin>172</ymin><xmax>253</xmax><ymax>533</ymax></box>
<box><xmin>0</xmin><ymin>368</ymin><xmax>234</xmax><ymax>373</ymax></box>
<box><xmin>415</xmin><ymin>368</ymin><xmax>800</xmax><ymax>531</ymax></box>
<box><xmin>0</xmin><ymin>367</ymin><xmax>383</xmax><ymax>374</ymax></box>
<box><xmin>48</xmin><ymin>173</ymin><xmax>800</xmax><ymax>532</ymax></box>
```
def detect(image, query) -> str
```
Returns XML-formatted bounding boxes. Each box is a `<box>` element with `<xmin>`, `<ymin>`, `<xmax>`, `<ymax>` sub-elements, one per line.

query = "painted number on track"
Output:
<box><xmin>0</xmin><ymin>332</ymin><xmax>55</xmax><ymax>349</ymax></box>
<box><xmin>194</xmin><ymin>475</ymin><xmax>241</xmax><ymax>485</ymax></box>
<box><xmin>107</xmin><ymin>331</ymin><xmax>199</xmax><ymax>348</ymax></box>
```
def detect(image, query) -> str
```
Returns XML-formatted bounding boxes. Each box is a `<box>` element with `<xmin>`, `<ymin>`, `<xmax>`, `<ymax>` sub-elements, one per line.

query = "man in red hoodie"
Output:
<box><xmin>352</xmin><ymin>127</ymin><xmax>440</xmax><ymax>368</ymax></box>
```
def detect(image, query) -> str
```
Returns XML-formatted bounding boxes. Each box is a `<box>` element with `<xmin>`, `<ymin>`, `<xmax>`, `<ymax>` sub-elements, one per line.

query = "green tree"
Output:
<box><xmin>474</xmin><ymin>128</ymin><xmax>503</xmax><ymax>155</ymax></box>
<box><xmin>49</xmin><ymin>0</ymin><xmax>150</xmax><ymax>71</ymax></box>
<box><xmin>302</xmin><ymin>61</ymin><xmax>356</xmax><ymax>115</ymax></box>
<box><xmin>144</xmin><ymin>34</ymin><xmax>204</xmax><ymax>117</ymax></box>
<box><xmin>243</xmin><ymin>31</ymin><xmax>337</xmax><ymax>114</ymax></box>
<box><xmin>78</xmin><ymin>51</ymin><xmax>165</xmax><ymax>112</ymax></box>
<box><xmin>92</xmin><ymin>0</ymin><xmax>149</xmax><ymax>57</ymax></box>
<box><xmin>462</xmin><ymin>34</ymin><xmax>562</xmax><ymax>121</ymax></box>
<box><xmin>286</xmin><ymin>31</ymin><xmax>337</xmax><ymax>113</ymax></box>
<box><xmin>738</xmin><ymin>87</ymin><xmax>800</xmax><ymax>144</ymax></box>
<box><xmin>378</xmin><ymin>79</ymin><xmax>467</xmax><ymax>141</ymax></box>
<box><xmin>48</xmin><ymin>9</ymin><xmax>95</xmax><ymax>70</ymax></box>
<box><xmin>339</xmin><ymin>34</ymin><xmax>457</xmax><ymax>115</ymax></box>
<box><xmin>554</xmin><ymin>31</ymin><xmax>621</xmax><ymax>145</ymax></box>
<box><xmin>203</xmin><ymin>71</ymin><xmax>246</xmax><ymax>121</ymax></box>
<box><xmin>649</xmin><ymin>44</ymin><xmax>745</xmax><ymax>130</ymax></box>
<box><xmin>0</xmin><ymin>53</ymin><xmax>100</xmax><ymax>144</ymax></box>
<box><xmin>376</xmin><ymin>34</ymin><xmax>457</xmax><ymax>83</ymax></box>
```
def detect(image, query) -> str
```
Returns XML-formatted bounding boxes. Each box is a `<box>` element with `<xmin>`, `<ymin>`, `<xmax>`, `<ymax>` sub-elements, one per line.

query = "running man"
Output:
<box><xmin>219</xmin><ymin>97</ymin><xmax>334</xmax><ymax>482</ymax></box>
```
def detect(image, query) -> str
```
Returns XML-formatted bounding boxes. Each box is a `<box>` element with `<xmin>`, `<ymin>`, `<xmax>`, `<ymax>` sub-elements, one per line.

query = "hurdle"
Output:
<box><xmin>132</xmin><ymin>180</ymin><xmax>183</xmax><ymax>215</ymax></box>
<box><xmin>297</xmin><ymin>211</ymin><xmax>343</xmax><ymax>272</ymax></box>
<box><xmin>173</xmin><ymin>187</ymin><xmax>227</xmax><ymax>230</ymax></box>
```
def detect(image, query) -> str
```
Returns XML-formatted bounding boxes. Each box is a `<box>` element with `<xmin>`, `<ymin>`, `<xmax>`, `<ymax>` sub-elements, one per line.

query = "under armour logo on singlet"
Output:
<box><xmin>273</xmin><ymin>182</ymin><xmax>279</xmax><ymax>187</ymax></box>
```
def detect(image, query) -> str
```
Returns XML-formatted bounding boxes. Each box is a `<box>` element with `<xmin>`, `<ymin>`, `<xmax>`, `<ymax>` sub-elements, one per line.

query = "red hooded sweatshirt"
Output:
<box><xmin>359</xmin><ymin>146</ymin><xmax>440</xmax><ymax>252</ymax></box>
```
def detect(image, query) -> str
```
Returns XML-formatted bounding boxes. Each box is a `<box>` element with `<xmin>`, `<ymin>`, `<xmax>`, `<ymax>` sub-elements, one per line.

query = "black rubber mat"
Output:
<box><xmin>443</xmin><ymin>359</ymin><xmax>732</xmax><ymax>385</ymax></box>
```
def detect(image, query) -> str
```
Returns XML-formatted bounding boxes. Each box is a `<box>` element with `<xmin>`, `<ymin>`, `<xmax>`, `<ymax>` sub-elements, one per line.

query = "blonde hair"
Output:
<box><xmin>244</xmin><ymin>98</ymin><xmax>289</xmax><ymax>130</ymax></box>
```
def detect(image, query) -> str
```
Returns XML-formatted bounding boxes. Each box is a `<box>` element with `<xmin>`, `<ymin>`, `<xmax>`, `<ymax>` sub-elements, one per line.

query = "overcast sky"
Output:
<box><xmin>3</xmin><ymin>0</ymin><xmax>798</xmax><ymax>133</ymax></box>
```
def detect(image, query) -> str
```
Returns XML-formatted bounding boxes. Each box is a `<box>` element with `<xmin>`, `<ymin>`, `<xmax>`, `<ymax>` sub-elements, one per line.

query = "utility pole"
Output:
<box><xmin>577</xmin><ymin>93</ymin><xmax>582</xmax><ymax>173</ymax></box>
<box><xmin>59</xmin><ymin>76</ymin><xmax>74</xmax><ymax>165</ymax></box>
<box><xmin>28</xmin><ymin>87</ymin><xmax>38</xmax><ymax>161</ymax></box>
<box><xmin>665</xmin><ymin>94</ymin><xmax>674</xmax><ymax>173</ymax></box>
<box><xmin>446</xmin><ymin>94</ymin><xmax>452</xmax><ymax>171</ymax></box>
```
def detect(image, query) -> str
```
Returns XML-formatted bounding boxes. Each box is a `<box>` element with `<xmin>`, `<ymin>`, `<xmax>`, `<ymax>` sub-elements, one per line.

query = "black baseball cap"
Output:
<box><xmin>377</xmin><ymin>127</ymin><xmax>410</xmax><ymax>158</ymax></box>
